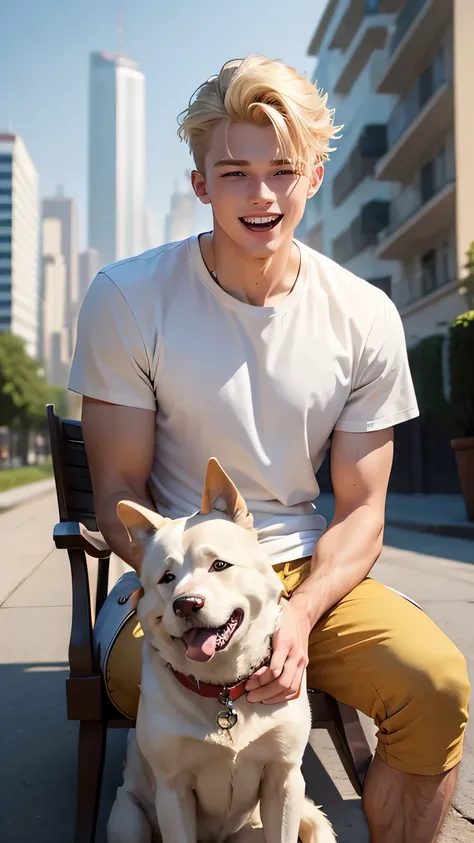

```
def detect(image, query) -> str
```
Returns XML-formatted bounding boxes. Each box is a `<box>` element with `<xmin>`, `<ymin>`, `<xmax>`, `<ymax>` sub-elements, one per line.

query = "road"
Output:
<box><xmin>0</xmin><ymin>492</ymin><xmax>473</xmax><ymax>842</ymax></box>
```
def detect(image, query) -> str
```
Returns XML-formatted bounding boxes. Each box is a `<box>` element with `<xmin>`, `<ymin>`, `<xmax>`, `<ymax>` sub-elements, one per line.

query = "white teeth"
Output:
<box><xmin>243</xmin><ymin>215</ymin><xmax>280</xmax><ymax>225</ymax></box>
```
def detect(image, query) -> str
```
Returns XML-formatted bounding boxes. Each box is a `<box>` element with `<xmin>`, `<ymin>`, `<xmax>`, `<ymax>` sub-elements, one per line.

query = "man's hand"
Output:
<box><xmin>245</xmin><ymin>600</ymin><xmax>311</xmax><ymax>704</ymax></box>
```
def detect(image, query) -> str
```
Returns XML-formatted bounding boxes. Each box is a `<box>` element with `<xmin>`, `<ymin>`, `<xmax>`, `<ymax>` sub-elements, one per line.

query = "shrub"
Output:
<box><xmin>449</xmin><ymin>310</ymin><xmax>474</xmax><ymax>437</ymax></box>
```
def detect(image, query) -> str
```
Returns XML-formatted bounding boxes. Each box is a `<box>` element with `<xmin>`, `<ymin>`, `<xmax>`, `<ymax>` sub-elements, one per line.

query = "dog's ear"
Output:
<box><xmin>117</xmin><ymin>501</ymin><xmax>167</xmax><ymax>547</ymax></box>
<box><xmin>201</xmin><ymin>458</ymin><xmax>255</xmax><ymax>533</ymax></box>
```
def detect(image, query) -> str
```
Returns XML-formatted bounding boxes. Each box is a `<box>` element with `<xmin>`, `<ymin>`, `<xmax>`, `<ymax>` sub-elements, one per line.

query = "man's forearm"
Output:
<box><xmin>97</xmin><ymin>488</ymin><xmax>155</xmax><ymax>572</ymax></box>
<box><xmin>290</xmin><ymin>504</ymin><xmax>384</xmax><ymax>628</ymax></box>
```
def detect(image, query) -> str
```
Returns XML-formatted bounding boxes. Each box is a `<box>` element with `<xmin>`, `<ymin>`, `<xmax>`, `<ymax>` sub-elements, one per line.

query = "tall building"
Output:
<box><xmin>299</xmin><ymin>0</ymin><xmax>398</xmax><ymax>297</ymax></box>
<box><xmin>41</xmin><ymin>218</ymin><xmax>68</xmax><ymax>387</ymax></box>
<box><xmin>164</xmin><ymin>178</ymin><xmax>198</xmax><ymax>243</ymax></box>
<box><xmin>42</xmin><ymin>193</ymin><xmax>79</xmax><ymax>356</ymax></box>
<box><xmin>88</xmin><ymin>52</ymin><xmax>146</xmax><ymax>267</ymax></box>
<box><xmin>78</xmin><ymin>247</ymin><xmax>99</xmax><ymax>303</ymax></box>
<box><xmin>0</xmin><ymin>134</ymin><xmax>39</xmax><ymax>358</ymax></box>
<box><xmin>374</xmin><ymin>0</ymin><xmax>473</xmax><ymax>342</ymax></box>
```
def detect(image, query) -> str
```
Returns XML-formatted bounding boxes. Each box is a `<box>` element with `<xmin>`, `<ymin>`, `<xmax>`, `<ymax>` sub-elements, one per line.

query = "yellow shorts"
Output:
<box><xmin>276</xmin><ymin>558</ymin><xmax>470</xmax><ymax>776</ymax></box>
<box><xmin>105</xmin><ymin>559</ymin><xmax>470</xmax><ymax>777</ymax></box>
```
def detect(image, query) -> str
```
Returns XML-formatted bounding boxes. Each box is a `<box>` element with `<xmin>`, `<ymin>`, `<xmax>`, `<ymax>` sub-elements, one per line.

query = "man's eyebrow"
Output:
<box><xmin>213</xmin><ymin>158</ymin><xmax>293</xmax><ymax>168</ymax></box>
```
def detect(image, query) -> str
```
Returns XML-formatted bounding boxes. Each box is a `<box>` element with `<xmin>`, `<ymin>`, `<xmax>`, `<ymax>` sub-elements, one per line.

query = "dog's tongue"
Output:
<box><xmin>183</xmin><ymin>627</ymin><xmax>218</xmax><ymax>662</ymax></box>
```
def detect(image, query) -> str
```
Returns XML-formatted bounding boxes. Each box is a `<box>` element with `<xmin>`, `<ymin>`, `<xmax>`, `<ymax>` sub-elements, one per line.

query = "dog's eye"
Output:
<box><xmin>158</xmin><ymin>571</ymin><xmax>175</xmax><ymax>585</ymax></box>
<box><xmin>210</xmin><ymin>559</ymin><xmax>232</xmax><ymax>572</ymax></box>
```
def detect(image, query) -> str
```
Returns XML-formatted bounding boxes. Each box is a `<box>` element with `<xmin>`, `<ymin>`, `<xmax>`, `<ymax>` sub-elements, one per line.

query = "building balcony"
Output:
<box><xmin>334</xmin><ymin>14</ymin><xmax>389</xmax><ymax>95</ymax></box>
<box><xmin>378</xmin><ymin>0</ymin><xmax>404</xmax><ymax>11</ymax></box>
<box><xmin>377</xmin><ymin>160</ymin><xmax>455</xmax><ymax>261</ymax></box>
<box><xmin>333</xmin><ymin>124</ymin><xmax>387</xmax><ymax>206</ymax></box>
<box><xmin>375</xmin><ymin>54</ymin><xmax>453</xmax><ymax>181</ymax></box>
<box><xmin>329</xmin><ymin>0</ymin><xmax>380</xmax><ymax>51</ymax></box>
<box><xmin>333</xmin><ymin>200</ymin><xmax>390</xmax><ymax>264</ymax></box>
<box><xmin>377</xmin><ymin>0</ymin><xmax>452</xmax><ymax>94</ymax></box>
<box><xmin>308</xmin><ymin>0</ymin><xmax>339</xmax><ymax>56</ymax></box>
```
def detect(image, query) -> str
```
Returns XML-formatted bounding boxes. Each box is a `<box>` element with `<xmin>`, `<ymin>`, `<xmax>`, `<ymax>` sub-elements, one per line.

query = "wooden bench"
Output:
<box><xmin>47</xmin><ymin>403</ymin><xmax>373</xmax><ymax>843</ymax></box>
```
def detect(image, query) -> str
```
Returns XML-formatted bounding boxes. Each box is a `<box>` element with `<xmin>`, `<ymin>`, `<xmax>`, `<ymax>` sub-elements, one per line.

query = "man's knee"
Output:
<box><xmin>377</xmin><ymin>641</ymin><xmax>470</xmax><ymax>775</ymax></box>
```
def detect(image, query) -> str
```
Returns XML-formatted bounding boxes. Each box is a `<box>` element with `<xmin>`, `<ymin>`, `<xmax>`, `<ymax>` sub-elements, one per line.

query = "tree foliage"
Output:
<box><xmin>0</xmin><ymin>333</ymin><xmax>65</xmax><ymax>430</ymax></box>
<box><xmin>449</xmin><ymin>310</ymin><xmax>474</xmax><ymax>437</ymax></box>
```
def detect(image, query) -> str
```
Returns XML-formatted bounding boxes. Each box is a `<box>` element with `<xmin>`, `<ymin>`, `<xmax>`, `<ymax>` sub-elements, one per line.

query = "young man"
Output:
<box><xmin>69</xmin><ymin>56</ymin><xmax>470</xmax><ymax>842</ymax></box>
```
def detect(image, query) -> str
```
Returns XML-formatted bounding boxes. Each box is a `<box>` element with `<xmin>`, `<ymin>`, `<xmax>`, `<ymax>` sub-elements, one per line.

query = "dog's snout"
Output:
<box><xmin>173</xmin><ymin>595</ymin><xmax>205</xmax><ymax>617</ymax></box>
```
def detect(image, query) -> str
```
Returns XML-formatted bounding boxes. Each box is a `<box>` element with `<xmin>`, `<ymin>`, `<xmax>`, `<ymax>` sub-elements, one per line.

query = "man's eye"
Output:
<box><xmin>159</xmin><ymin>571</ymin><xmax>175</xmax><ymax>585</ymax></box>
<box><xmin>222</xmin><ymin>171</ymin><xmax>245</xmax><ymax>177</ymax></box>
<box><xmin>210</xmin><ymin>559</ymin><xmax>232</xmax><ymax>572</ymax></box>
<box><xmin>275</xmin><ymin>169</ymin><xmax>296</xmax><ymax>176</ymax></box>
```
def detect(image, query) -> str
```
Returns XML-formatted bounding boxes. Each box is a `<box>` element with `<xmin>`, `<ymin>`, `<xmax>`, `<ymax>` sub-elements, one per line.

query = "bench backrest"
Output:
<box><xmin>47</xmin><ymin>404</ymin><xmax>98</xmax><ymax>531</ymax></box>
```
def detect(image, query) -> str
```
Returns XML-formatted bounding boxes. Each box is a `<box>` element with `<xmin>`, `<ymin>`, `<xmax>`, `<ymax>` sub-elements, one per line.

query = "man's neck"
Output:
<box><xmin>199</xmin><ymin>227</ymin><xmax>300</xmax><ymax>307</ymax></box>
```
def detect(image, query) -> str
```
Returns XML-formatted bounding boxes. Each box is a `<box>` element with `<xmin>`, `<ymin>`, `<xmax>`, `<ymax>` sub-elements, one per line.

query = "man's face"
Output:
<box><xmin>192</xmin><ymin>121</ymin><xmax>323</xmax><ymax>258</ymax></box>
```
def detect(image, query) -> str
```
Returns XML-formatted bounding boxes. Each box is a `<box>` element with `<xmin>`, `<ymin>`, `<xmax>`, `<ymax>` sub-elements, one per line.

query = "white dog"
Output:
<box><xmin>107</xmin><ymin>458</ymin><xmax>336</xmax><ymax>843</ymax></box>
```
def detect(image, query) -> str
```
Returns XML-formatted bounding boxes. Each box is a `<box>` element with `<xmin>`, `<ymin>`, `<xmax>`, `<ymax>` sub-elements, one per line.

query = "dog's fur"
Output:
<box><xmin>107</xmin><ymin>458</ymin><xmax>335</xmax><ymax>843</ymax></box>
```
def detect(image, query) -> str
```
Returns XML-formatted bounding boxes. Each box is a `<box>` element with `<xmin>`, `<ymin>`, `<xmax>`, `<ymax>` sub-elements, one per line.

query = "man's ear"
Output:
<box><xmin>191</xmin><ymin>169</ymin><xmax>211</xmax><ymax>205</ymax></box>
<box><xmin>117</xmin><ymin>501</ymin><xmax>167</xmax><ymax>547</ymax></box>
<box><xmin>307</xmin><ymin>162</ymin><xmax>324</xmax><ymax>198</ymax></box>
<box><xmin>201</xmin><ymin>458</ymin><xmax>255</xmax><ymax>533</ymax></box>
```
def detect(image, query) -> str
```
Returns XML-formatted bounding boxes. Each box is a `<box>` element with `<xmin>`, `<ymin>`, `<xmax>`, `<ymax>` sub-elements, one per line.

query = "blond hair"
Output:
<box><xmin>177</xmin><ymin>55</ymin><xmax>340</xmax><ymax>174</ymax></box>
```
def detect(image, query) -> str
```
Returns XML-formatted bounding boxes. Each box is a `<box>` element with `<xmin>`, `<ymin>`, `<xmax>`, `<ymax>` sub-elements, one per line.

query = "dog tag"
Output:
<box><xmin>216</xmin><ymin>707</ymin><xmax>238</xmax><ymax>730</ymax></box>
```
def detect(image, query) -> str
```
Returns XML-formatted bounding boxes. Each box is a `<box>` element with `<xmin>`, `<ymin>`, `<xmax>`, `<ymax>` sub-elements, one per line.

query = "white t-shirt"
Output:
<box><xmin>69</xmin><ymin>235</ymin><xmax>419</xmax><ymax>564</ymax></box>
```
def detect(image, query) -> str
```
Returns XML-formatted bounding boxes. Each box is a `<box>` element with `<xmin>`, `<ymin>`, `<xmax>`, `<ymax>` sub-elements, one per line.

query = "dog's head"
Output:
<box><xmin>117</xmin><ymin>458</ymin><xmax>284</xmax><ymax>684</ymax></box>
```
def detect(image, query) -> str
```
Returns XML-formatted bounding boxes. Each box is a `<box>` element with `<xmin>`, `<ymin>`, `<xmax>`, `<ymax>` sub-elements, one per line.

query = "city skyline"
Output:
<box><xmin>0</xmin><ymin>0</ymin><xmax>324</xmax><ymax>250</ymax></box>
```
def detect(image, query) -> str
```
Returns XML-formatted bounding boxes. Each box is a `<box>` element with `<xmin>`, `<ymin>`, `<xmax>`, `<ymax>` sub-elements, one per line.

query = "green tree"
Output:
<box><xmin>0</xmin><ymin>333</ymin><xmax>51</xmax><ymax>464</ymax></box>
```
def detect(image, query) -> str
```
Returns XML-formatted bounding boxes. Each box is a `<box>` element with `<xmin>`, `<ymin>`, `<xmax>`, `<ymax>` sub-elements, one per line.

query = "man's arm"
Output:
<box><xmin>82</xmin><ymin>396</ymin><xmax>156</xmax><ymax>572</ymax></box>
<box><xmin>290</xmin><ymin>426</ymin><xmax>393</xmax><ymax>625</ymax></box>
<box><xmin>246</xmin><ymin>426</ymin><xmax>393</xmax><ymax>703</ymax></box>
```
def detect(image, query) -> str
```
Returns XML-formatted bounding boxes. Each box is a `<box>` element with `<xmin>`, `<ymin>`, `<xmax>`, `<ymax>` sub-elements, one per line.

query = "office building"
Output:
<box><xmin>374</xmin><ymin>0</ymin><xmax>473</xmax><ymax>341</ymax></box>
<box><xmin>0</xmin><ymin>134</ymin><xmax>39</xmax><ymax>357</ymax></box>
<box><xmin>41</xmin><ymin>218</ymin><xmax>68</xmax><ymax>387</ymax></box>
<box><xmin>78</xmin><ymin>247</ymin><xmax>100</xmax><ymax>303</ymax></box>
<box><xmin>299</xmin><ymin>0</ymin><xmax>398</xmax><ymax>297</ymax></box>
<box><xmin>88</xmin><ymin>52</ymin><xmax>146</xmax><ymax>267</ymax></box>
<box><xmin>42</xmin><ymin>194</ymin><xmax>79</xmax><ymax>356</ymax></box>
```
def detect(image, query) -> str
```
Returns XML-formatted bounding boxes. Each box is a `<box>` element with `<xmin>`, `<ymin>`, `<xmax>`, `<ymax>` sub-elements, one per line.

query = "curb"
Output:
<box><xmin>0</xmin><ymin>478</ymin><xmax>56</xmax><ymax>513</ymax></box>
<box><xmin>386</xmin><ymin>518</ymin><xmax>474</xmax><ymax>541</ymax></box>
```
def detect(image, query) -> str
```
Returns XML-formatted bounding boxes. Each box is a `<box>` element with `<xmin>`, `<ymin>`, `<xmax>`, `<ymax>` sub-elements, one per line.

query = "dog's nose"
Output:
<box><xmin>173</xmin><ymin>595</ymin><xmax>205</xmax><ymax>617</ymax></box>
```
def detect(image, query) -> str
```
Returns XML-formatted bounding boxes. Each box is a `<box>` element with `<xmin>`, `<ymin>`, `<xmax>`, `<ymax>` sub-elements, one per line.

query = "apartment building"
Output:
<box><xmin>375</xmin><ymin>0</ymin><xmax>474</xmax><ymax>342</ymax></box>
<box><xmin>299</xmin><ymin>0</ymin><xmax>399</xmax><ymax>296</ymax></box>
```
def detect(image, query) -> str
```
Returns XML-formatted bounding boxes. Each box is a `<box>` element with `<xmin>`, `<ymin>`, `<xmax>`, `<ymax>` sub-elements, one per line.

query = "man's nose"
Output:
<box><xmin>173</xmin><ymin>595</ymin><xmax>205</xmax><ymax>617</ymax></box>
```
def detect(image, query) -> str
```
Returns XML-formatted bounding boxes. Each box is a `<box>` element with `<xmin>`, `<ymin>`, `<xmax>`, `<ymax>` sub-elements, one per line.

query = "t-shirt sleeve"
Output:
<box><xmin>68</xmin><ymin>271</ymin><xmax>157</xmax><ymax>411</ymax></box>
<box><xmin>334</xmin><ymin>295</ymin><xmax>419</xmax><ymax>433</ymax></box>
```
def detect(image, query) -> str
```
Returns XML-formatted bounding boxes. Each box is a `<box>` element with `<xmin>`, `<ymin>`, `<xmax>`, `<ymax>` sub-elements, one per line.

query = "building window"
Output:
<box><xmin>0</xmin><ymin>188</ymin><xmax>11</xmax><ymax>196</ymax></box>
<box><xmin>0</xmin><ymin>220</ymin><xmax>12</xmax><ymax>227</ymax></box>
<box><xmin>0</xmin><ymin>315</ymin><xmax>11</xmax><ymax>324</ymax></box>
<box><xmin>0</xmin><ymin>173</ymin><xmax>11</xmax><ymax>180</ymax></box>
<box><xmin>0</xmin><ymin>235</ymin><xmax>11</xmax><ymax>243</ymax></box>
<box><xmin>0</xmin><ymin>203</ymin><xmax>13</xmax><ymax>212</ymax></box>
<box><xmin>421</xmin><ymin>250</ymin><xmax>437</xmax><ymax>296</ymax></box>
<box><xmin>0</xmin><ymin>251</ymin><xmax>11</xmax><ymax>260</ymax></box>
<box><xmin>0</xmin><ymin>268</ymin><xmax>11</xmax><ymax>276</ymax></box>
<box><xmin>0</xmin><ymin>283</ymin><xmax>11</xmax><ymax>292</ymax></box>
<box><xmin>0</xmin><ymin>155</ymin><xmax>12</xmax><ymax>164</ymax></box>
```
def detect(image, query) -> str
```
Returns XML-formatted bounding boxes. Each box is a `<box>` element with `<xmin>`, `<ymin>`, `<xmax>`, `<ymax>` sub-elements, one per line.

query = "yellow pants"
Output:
<box><xmin>105</xmin><ymin>559</ymin><xmax>470</xmax><ymax>776</ymax></box>
<box><xmin>276</xmin><ymin>559</ymin><xmax>470</xmax><ymax>776</ymax></box>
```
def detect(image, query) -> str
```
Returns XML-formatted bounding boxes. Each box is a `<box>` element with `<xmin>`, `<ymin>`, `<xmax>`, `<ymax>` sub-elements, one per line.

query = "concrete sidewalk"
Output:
<box><xmin>1</xmin><ymin>491</ymin><xmax>473</xmax><ymax>842</ymax></box>
<box><xmin>317</xmin><ymin>492</ymin><xmax>474</xmax><ymax>541</ymax></box>
<box><xmin>0</xmin><ymin>477</ymin><xmax>55</xmax><ymax>512</ymax></box>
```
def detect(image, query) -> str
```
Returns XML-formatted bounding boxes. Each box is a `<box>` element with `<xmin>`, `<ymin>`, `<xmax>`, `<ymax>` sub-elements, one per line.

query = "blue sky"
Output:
<box><xmin>0</xmin><ymin>0</ymin><xmax>325</xmax><ymax>248</ymax></box>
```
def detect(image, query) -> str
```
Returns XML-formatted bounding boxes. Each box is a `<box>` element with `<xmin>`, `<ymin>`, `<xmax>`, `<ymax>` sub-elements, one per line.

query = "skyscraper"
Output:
<box><xmin>78</xmin><ymin>247</ymin><xmax>99</xmax><ymax>303</ymax></box>
<box><xmin>41</xmin><ymin>218</ymin><xmax>68</xmax><ymax>387</ymax></box>
<box><xmin>42</xmin><ymin>193</ymin><xmax>79</xmax><ymax>357</ymax></box>
<box><xmin>164</xmin><ymin>178</ymin><xmax>199</xmax><ymax>243</ymax></box>
<box><xmin>0</xmin><ymin>134</ymin><xmax>39</xmax><ymax>358</ymax></box>
<box><xmin>88</xmin><ymin>52</ymin><xmax>146</xmax><ymax>267</ymax></box>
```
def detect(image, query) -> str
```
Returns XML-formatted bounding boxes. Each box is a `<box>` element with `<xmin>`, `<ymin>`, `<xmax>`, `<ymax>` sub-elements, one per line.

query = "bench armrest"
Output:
<box><xmin>53</xmin><ymin>521</ymin><xmax>111</xmax><ymax>558</ymax></box>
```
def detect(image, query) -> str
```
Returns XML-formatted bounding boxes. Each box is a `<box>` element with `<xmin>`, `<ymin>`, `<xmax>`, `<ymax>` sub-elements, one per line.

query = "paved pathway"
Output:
<box><xmin>0</xmin><ymin>493</ymin><xmax>473</xmax><ymax>842</ymax></box>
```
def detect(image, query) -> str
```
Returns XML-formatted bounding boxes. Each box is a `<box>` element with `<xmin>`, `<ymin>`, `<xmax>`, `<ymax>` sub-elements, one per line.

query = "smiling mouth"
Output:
<box><xmin>239</xmin><ymin>214</ymin><xmax>283</xmax><ymax>233</ymax></box>
<box><xmin>182</xmin><ymin>608</ymin><xmax>244</xmax><ymax>662</ymax></box>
